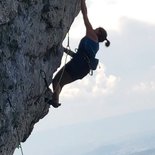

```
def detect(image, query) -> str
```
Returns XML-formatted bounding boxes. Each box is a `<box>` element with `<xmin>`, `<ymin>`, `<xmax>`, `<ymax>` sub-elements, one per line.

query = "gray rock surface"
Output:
<box><xmin>0</xmin><ymin>0</ymin><xmax>80</xmax><ymax>154</ymax></box>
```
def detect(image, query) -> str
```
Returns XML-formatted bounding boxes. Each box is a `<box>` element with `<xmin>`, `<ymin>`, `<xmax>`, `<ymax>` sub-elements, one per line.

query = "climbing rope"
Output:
<box><xmin>54</xmin><ymin>31</ymin><xmax>71</xmax><ymax>92</ymax></box>
<box><xmin>67</xmin><ymin>31</ymin><xmax>71</xmax><ymax>50</ymax></box>
<box><xmin>6</xmin><ymin>92</ymin><xmax>24</xmax><ymax>155</ymax></box>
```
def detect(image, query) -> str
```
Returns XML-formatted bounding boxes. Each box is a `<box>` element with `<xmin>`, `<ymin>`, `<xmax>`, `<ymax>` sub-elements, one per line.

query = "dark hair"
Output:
<box><xmin>105</xmin><ymin>39</ymin><xmax>110</xmax><ymax>47</ymax></box>
<box><xmin>97</xmin><ymin>27</ymin><xmax>110</xmax><ymax>47</ymax></box>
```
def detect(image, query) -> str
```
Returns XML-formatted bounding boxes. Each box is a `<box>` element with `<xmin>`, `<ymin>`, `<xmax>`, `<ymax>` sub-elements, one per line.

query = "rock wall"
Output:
<box><xmin>0</xmin><ymin>0</ymin><xmax>80</xmax><ymax>154</ymax></box>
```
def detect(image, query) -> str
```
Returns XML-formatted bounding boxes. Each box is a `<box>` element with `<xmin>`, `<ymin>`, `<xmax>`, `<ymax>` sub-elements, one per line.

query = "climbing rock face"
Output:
<box><xmin>0</xmin><ymin>0</ymin><xmax>80</xmax><ymax>154</ymax></box>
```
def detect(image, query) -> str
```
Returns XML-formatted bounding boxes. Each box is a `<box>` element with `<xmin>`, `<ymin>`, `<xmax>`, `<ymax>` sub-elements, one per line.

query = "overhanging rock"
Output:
<box><xmin>0</xmin><ymin>0</ymin><xmax>80</xmax><ymax>154</ymax></box>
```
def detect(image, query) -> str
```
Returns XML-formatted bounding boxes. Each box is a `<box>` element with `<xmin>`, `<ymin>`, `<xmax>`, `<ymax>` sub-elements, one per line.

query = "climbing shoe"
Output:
<box><xmin>47</xmin><ymin>99</ymin><xmax>61</xmax><ymax>108</ymax></box>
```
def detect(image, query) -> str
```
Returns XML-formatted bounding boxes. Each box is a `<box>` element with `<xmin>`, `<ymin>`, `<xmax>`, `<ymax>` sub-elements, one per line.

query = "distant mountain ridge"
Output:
<box><xmin>20</xmin><ymin>108</ymin><xmax>155</xmax><ymax>155</ymax></box>
<box><xmin>83</xmin><ymin>132</ymin><xmax>155</xmax><ymax>155</ymax></box>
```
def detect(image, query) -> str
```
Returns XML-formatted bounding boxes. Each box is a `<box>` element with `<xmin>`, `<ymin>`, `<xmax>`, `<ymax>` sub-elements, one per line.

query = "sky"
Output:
<box><xmin>14</xmin><ymin>0</ymin><xmax>155</xmax><ymax>155</ymax></box>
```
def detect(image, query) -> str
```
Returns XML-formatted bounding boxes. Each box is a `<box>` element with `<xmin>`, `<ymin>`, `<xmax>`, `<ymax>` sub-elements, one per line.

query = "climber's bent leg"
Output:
<box><xmin>52</xmin><ymin>67</ymin><xmax>73</xmax><ymax>104</ymax></box>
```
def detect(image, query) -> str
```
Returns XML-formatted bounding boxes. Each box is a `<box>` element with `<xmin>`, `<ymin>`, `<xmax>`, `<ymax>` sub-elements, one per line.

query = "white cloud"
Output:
<box><xmin>87</xmin><ymin>0</ymin><xmax>155</xmax><ymax>31</ymax></box>
<box><xmin>132</xmin><ymin>81</ymin><xmax>155</xmax><ymax>93</ymax></box>
<box><xmin>92</xmin><ymin>65</ymin><xmax>120</xmax><ymax>96</ymax></box>
<box><xmin>61</xmin><ymin>63</ymin><xmax>120</xmax><ymax>100</ymax></box>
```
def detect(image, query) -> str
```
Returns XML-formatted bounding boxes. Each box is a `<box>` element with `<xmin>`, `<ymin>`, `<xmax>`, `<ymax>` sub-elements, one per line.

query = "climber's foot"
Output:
<box><xmin>49</xmin><ymin>100</ymin><xmax>61</xmax><ymax>108</ymax></box>
<box><xmin>45</xmin><ymin>98</ymin><xmax>61</xmax><ymax>108</ymax></box>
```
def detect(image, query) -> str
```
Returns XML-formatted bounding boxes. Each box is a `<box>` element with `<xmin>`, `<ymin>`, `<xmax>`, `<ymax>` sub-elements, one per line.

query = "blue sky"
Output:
<box><xmin>14</xmin><ymin>0</ymin><xmax>155</xmax><ymax>154</ymax></box>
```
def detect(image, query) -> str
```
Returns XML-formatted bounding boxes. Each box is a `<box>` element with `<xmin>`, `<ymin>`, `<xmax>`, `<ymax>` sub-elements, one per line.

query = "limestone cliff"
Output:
<box><xmin>0</xmin><ymin>0</ymin><xmax>80</xmax><ymax>154</ymax></box>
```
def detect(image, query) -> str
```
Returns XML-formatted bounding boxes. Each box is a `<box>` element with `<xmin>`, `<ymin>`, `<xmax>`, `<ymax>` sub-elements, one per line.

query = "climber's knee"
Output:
<box><xmin>60</xmin><ymin>70</ymin><xmax>73</xmax><ymax>87</ymax></box>
<box><xmin>52</xmin><ymin>68</ymin><xmax>64</xmax><ymax>88</ymax></box>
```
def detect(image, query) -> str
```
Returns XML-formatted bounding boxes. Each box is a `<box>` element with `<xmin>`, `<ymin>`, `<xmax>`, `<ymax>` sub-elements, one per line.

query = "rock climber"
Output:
<box><xmin>51</xmin><ymin>0</ymin><xmax>110</xmax><ymax>108</ymax></box>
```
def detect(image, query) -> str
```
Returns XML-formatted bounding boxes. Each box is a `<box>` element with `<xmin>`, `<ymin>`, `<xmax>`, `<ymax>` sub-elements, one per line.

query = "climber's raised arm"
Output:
<box><xmin>81</xmin><ymin>0</ymin><xmax>98</xmax><ymax>41</ymax></box>
<box><xmin>81</xmin><ymin>0</ymin><xmax>92</xmax><ymax>30</ymax></box>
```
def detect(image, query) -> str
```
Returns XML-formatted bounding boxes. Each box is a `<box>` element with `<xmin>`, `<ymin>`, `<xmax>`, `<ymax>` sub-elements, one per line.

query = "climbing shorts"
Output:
<box><xmin>65</xmin><ymin>55</ymin><xmax>90</xmax><ymax>81</ymax></box>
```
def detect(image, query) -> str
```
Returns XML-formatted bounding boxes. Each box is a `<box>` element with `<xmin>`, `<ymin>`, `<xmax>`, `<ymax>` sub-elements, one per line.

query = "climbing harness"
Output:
<box><xmin>80</xmin><ymin>50</ymin><xmax>98</xmax><ymax>76</ymax></box>
<box><xmin>64</xmin><ymin>44</ymin><xmax>98</xmax><ymax>76</ymax></box>
<box><xmin>5</xmin><ymin>92</ymin><xmax>24</xmax><ymax>155</ymax></box>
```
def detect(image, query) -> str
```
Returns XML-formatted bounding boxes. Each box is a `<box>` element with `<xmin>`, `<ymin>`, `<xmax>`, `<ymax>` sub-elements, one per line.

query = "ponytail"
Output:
<box><xmin>105</xmin><ymin>39</ymin><xmax>110</xmax><ymax>47</ymax></box>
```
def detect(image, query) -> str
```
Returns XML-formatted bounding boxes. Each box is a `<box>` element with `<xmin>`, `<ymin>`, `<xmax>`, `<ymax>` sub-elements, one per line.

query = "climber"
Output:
<box><xmin>50</xmin><ymin>0</ymin><xmax>110</xmax><ymax>107</ymax></box>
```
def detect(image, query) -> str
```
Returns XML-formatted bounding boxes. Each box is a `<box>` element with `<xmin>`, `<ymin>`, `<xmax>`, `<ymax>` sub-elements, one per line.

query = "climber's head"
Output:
<box><xmin>95</xmin><ymin>27</ymin><xmax>110</xmax><ymax>47</ymax></box>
